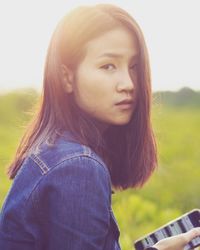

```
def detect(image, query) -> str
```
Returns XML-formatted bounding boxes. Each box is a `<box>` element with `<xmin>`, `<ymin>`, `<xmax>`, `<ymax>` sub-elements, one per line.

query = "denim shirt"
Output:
<box><xmin>0</xmin><ymin>132</ymin><xmax>121</xmax><ymax>250</ymax></box>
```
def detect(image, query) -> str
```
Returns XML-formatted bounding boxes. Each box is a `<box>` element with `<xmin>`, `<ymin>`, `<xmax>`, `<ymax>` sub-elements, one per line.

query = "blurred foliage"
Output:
<box><xmin>0</xmin><ymin>87</ymin><xmax>199</xmax><ymax>250</ymax></box>
<box><xmin>0</xmin><ymin>88</ymin><xmax>39</xmax><ymax>204</ymax></box>
<box><xmin>154</xmin><ymin>87</ymin><xmax>200</xmax><ymax>107</ymax></box>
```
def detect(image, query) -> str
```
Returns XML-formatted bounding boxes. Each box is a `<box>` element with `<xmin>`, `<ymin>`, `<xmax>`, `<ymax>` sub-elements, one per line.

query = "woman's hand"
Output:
<box><xmin>153</xmin><ymin>227</ymin><xmax>200</xmax><ymax>250</ymax></box>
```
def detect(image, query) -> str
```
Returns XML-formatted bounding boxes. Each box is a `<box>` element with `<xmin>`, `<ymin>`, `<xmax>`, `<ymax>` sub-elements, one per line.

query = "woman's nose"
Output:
<box><xmin>116</xmin><ymin>70</ymin><xmax>135</xmax><ymax>93</ymax></box>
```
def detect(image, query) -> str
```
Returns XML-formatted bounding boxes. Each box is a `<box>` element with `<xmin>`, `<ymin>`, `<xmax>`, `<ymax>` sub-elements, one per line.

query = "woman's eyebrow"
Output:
<box><xmin>97</xmin><ymin>53</ymin><xmax>139</xmax><ymax>60</ymax></box>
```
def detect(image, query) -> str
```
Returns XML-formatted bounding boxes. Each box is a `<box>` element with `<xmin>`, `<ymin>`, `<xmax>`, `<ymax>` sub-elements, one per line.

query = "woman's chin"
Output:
<box><xmin>108</xmin><ymin>117</ymin><xmax>132</xmax><ymax>126</ymax></box>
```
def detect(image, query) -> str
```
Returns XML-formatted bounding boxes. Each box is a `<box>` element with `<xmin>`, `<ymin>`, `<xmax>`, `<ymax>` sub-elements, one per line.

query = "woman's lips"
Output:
<box><xmin>115</xmin><ymin>101</ymin><xmax>133</xmax><ymax>110</ymax></box>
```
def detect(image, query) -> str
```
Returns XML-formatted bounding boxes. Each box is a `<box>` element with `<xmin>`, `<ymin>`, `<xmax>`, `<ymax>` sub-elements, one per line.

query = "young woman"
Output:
<box><xmin>0</xmin><ymin>4</ymin><xmax>199</xmax><ymax>250</ymax></box>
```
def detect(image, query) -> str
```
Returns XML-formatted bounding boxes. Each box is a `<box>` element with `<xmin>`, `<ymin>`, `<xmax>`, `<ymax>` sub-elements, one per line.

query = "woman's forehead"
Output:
<box><xmin>84</xmin><ymin>27</ymin><xmax>139</xmax><ymax>59</ymax></box>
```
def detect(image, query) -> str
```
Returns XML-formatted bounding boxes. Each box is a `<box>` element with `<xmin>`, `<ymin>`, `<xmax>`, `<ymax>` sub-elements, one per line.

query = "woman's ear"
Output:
<box><xmin>60</xmin><ymin>64</ymin><xmax>74</xmax><ymax>93</ymax></box>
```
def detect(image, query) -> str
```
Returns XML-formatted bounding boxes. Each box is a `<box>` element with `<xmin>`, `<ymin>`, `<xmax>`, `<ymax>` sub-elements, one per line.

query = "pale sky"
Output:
<box><xmin>0</xmin><ymin>0</ymin><xmax>200</xmax><ymax>92</ymax></box>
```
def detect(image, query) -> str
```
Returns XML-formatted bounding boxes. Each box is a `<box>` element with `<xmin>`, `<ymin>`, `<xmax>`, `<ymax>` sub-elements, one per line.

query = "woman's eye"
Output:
<box><xmin>100</xmin><ymin>64</ymin><xmax>116</xmax><ymax>71</ymax></box>
<box><xmin>129</xmin><ymin>63</ymin><xmax>138</xmax><ymax>71</ymax></box>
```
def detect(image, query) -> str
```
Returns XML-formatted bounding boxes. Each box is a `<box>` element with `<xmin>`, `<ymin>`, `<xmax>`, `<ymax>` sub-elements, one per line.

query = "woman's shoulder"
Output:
<box><xmin>25</xmin><ymin>133</ymin><xmax>112</xmax><ymax>210</ymax></box>
<box><xmin>4</xmin><ymin>131</ymin><xmax>112</xmax><ymax>214</ymax></box>
<box><xmin>0</xmin><ymin>134</ymin><xmax>113</xmax><ymax>246</ymax></box>
<box><xmin>28</xmin><ymin>131</ymin><xmax>109</xmax><ymax>178</ymax></box>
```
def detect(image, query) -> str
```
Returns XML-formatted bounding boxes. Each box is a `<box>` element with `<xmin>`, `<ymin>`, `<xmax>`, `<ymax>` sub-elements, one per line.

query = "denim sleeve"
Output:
<box><xmin>31</xmin><ymin>156</ymin><xmax>111</xmax><ymax>250</ymax></box>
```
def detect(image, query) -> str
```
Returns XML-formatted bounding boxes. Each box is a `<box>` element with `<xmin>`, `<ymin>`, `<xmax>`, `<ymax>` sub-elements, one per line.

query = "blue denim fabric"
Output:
<box><xmin>0</xmin><ymin>131</ymin><xmax>121</xmax><ymax>250</ymax></box>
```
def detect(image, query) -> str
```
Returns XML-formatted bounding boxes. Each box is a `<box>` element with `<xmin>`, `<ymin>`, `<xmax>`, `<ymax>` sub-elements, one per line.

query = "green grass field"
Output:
<box><xmin>0</xmin><ymin>91</ymin><xmax>199</xmax><ymax>250</ymax></box>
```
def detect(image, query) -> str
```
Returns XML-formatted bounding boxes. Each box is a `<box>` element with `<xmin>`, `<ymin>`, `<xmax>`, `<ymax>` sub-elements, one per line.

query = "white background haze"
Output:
<box><xmin>0</xmin><ymin>0</ymin><xmax>200</xmax><ymax>92</ymax></box>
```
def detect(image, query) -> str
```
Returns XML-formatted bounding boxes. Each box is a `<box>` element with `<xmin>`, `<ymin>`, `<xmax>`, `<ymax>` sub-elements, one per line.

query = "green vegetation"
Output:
<box><xmin>0</xmin><ymin>88</ymin><xmax>199</xmax><ymax>250</ymax></box>
<box><xmin>0</xmin><ymin>89</ymin><xmax>39</xmax><ymax>205</ymax></box>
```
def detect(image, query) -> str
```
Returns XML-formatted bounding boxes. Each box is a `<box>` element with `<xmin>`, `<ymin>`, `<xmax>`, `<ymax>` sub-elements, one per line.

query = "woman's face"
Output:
<box><xmin>71</xmin><ymin>27</ymin><xmax>139</xmax><ymax>126</ymax></box>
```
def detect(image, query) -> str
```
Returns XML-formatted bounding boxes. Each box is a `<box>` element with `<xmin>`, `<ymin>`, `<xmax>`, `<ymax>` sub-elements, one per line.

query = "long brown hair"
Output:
<box><xmin>7</xmin><ymin>4</ymin><xmax>157</xmax><ymax>190</ymax></box>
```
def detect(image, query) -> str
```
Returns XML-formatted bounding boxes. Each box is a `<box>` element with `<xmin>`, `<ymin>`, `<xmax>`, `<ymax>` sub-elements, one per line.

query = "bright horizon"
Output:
<box><xmin>0</xmin><ymin>0</ymin><xmax>200</xmax><ymax>93</ymax></box>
